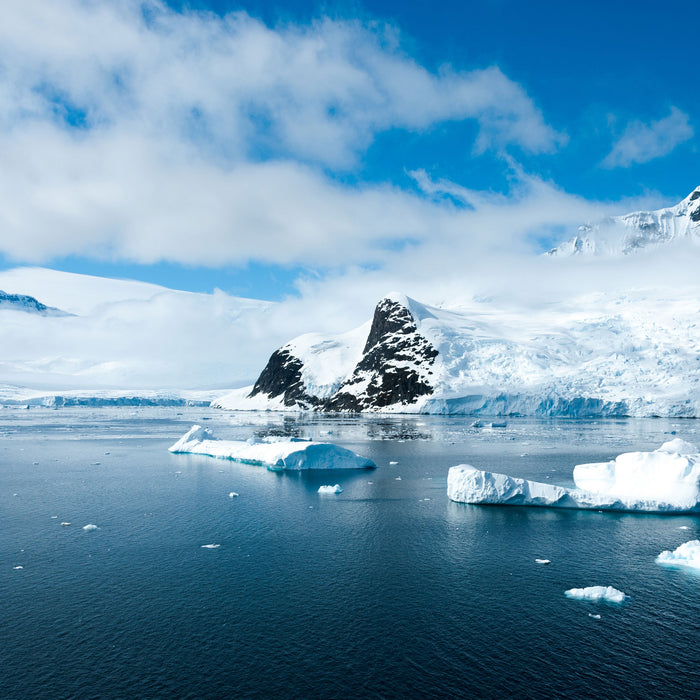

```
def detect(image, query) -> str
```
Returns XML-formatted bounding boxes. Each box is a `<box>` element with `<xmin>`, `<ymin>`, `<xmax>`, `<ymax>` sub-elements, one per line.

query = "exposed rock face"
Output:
<box><xmin>326</xmin><ymin>298</ymin><xmax>438</xmax><ymax>410</ymax></box>
<box><xmin>249</xmin><ymin>296</ymin><xmax>439</xmax><ymax>411</ymax></box>
<box><xmin>0</xmin><ymin>290</ymin><xmax>68</xmax><ymax>316</ymax></box>
<box><xmin>248</xmin><ymin>347</ymin><xmax>320</xmax><ymax>408</ymax></box>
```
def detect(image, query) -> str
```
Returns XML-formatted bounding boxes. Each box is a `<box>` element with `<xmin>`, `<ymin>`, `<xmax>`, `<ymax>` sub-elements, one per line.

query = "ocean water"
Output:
<box><xmin>2</xmin><ymin>407</ymin><xmax>699</xmax><ymax>699</ymax></box>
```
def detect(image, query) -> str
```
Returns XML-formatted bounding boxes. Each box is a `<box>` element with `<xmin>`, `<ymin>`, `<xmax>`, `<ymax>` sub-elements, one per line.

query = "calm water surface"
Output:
<box><xmin>2</xmin><ymin>407</ymin><xmax>699</xmax><ymax>699</ymax></box>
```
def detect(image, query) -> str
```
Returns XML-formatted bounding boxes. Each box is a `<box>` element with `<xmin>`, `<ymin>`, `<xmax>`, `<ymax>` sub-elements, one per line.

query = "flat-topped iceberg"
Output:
<box><xmin>565</xmin><ymin>586</ymin><xmax>627</xmax><ymax>603</ymax></box>
<box><xmin>447</xmin><ymin>439</ymin><xmax>700</xmax><ymax>513</ymax></box>
<box><xmin>656</xmin><ymin>540</ymin><xmax>700</xmax><ymax>570</ymax></box>
<box><xmin>169</xmin><ymin>425</ymin><xmax>375</xmax><ymax>471</ymax></box>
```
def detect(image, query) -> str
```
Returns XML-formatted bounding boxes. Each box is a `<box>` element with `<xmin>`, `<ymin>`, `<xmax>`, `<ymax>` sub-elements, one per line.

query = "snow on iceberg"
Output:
<box><xmin>656</xmin><ymin>540</ymin><xmax>700</xmax><ymax>570</ymax></box>
<box><xmin>447</xmin><ymin>439</ymin><xmax>700</xmax><ymax>513</ymax></box>
<box><xmin>565</xmin><ymin>586</ymin><xmax>627</xmax><ymax>604</ymax></box>
<box><xmin>318</xmin><ymin>484</ymin><xmax>343</xmax><ymax>494</ymax></box>
<box><xmin>169</xmin><ymin>425</ymin><xmax>375</xmax><ymax>471</ymax></box>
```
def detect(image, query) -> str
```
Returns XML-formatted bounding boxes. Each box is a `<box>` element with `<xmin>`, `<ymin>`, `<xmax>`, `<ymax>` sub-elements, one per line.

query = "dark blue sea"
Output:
<box><xmin>2</xmin><ymin>407</ymin><xmax>699</xmax><ymax>699</ymax></box>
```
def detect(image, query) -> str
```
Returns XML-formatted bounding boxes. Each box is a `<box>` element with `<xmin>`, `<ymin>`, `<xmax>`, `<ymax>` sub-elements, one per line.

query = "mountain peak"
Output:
<box><xmin>547</xmin><ymin>186</ymin><xmax>700</xmax><ymax>257</ymax></box>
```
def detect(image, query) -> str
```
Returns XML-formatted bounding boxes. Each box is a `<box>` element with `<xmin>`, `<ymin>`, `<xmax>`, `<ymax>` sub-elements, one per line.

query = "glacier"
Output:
<box><xmin>656</xmin><ymin>540</ymin><xmax>700</xmax><ymax>571</ymax></box>
<box><xmin>169</xmin><ymin>425</ymin><xmax>375</xmax><ymax>471</ymax></box>
<box><xmin>447</xmin><ymin>439</ymin><xmax>700</xmax><ymax>513</ymax></box>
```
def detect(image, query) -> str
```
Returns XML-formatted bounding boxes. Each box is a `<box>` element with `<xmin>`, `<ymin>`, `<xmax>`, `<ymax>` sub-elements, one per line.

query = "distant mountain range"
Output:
<box><xmin>547</xmin><ymin>186</ymin><xmax>700</xmax><ymax>256</ymax></box>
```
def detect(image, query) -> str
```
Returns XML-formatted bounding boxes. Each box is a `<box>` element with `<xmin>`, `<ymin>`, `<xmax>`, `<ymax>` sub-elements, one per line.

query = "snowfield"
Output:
<box><xmin>169</xmin><ymin>425</ymin><xmax>376</xmax><ymax>471</ymax></box>
<box><xmin>447</xmin><ymin>439</ymin><xmax>700</xmax><ymax>513</ymax></box>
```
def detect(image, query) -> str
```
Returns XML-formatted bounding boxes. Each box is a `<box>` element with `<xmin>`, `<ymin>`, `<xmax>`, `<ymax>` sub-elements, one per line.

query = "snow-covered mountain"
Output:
<box><xmin>547</xmin><ymin>186</ymin><xmax>700</xmax><ymax>256</ymax></box>
<box><xmin>215</xmin><ymin>288</ymin><xmax>700</xmax><ymax>418</ymax></box>
<box><xmin>0</xmin><ymin>289</ymin><xmax>68</xmax><ymax>316</ymax></box>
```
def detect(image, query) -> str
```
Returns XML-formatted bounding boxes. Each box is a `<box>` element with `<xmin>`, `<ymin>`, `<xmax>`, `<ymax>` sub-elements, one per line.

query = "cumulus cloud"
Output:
<box><xmin>602</xmin><ymin>107</ymin><xmax>694</xmax><ymax>168</ymax></box>
<box><xmin>0</xmin><ymin>0</ymin><xmax>565</xmax><ymax>268</ymax></box>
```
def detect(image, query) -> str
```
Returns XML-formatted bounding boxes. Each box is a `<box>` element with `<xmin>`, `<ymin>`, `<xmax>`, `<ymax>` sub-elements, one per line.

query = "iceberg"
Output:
<box><xmin>82</xmin><ymin>523</ymin><xmax>99</xmax><ymax>531</ymax></box>
<box><xmin>564</xmin><ymin>586</ymin><xmax>627</xmax><ymax>603</ymax></box>
<box><xmin>169</xmin><ymin>425</ymin><xmax>375</xmax><ymax>471</ymax></box>
<box><xmin>656</xmin><ymin>540</ymin><xmax>700</xmax><ymax>570</ymax></box>
<box><xmin>447</xmin><ymin>439</ymin><xmax>700</xmax><ymax>513</ymax></box>
<box><xmin>318</xmin><ymin>484</ymin><xmax>343</xmax><ymax>494</ymax></box>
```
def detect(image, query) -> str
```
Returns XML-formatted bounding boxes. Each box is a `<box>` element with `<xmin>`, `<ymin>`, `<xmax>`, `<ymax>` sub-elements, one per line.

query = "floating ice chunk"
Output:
<box><xmin>565</xmin><ymin>586</ymin><xmax>627</xmax><ymax>603</ymax></box>
<box><xmin>656</xmin><ymin>540</ymin><xmax>700</xmax><ymax>570</ymax></box>
<box><xmin>13</xmin><ymin>566</ymin><xmax>23</xmax><ymax>570</ymax></box>
<box><xmin>395</xmin><ymin>476</ymin><xmax>402</xmax><ymax>480</ymax></box>
<box><xmin>318</xmin><ymin>484</ymin><xmax>343</xmax><ymax>494</ymax></box>
<box><xmin>535</xmin><ymin>559</ymin><xmax>550</xmax><ymax>565</ymax></box>
<box><xmin>588</xmin><ymin>613</ymin><xmax>602</xmax><ymax>620</ymax></box>
<box><xmin>201</xmin><ymin>544</ymin><xmax>220</xmax><ymax>549</ymax></box>
<box><xmin>169</xmin><ymin>425</ymin><xmax>375</xmax><ymax>471</ymax></box>
<box><xmin>228</xmin><ymin>492</ymin><xmax>239</xmax><ymax>498</ymax></box>
<box><xmin>389</xmin><ymin>461</ymin><xmax>398</xmax><ymax>465</ymax></box>
<box><xmin>82</xmin><ymin>524</ymin><xmax>99</xmax><ymax>531</ymax></box>
<box><xmin>448</xmin><ymin>438</ymin><xmax>700</xmax><ymax>513</ymax></box>
<box><xmin>679</xmin><ymin>526</ymin><xmax>690</xmax><ymax>530</ymax></box>
<box><xmin>60</xmin><ymin>522</ymin><xmax>71</xmax><ymax>526</ymax></box>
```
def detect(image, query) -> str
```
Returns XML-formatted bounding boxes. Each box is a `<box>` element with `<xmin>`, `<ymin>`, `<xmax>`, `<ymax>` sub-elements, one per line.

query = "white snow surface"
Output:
<box><xmin>564</xmin><ymin>586</ymin><xmax>627</xmax><ymax>603</ymax></box>
<box><xmin>656</xmin><ymin>540</ymin><xmax>700</xmax><ymax>570</ymax></box>
<box><xmin>169</xmin><ymin>425</ymin><xmax>375</xmax><ymax>471</ymax></box>
<box><xmin>447</xmin><ymin>439</ymin><xmax>700</xmax><ymax>513</ymax></box>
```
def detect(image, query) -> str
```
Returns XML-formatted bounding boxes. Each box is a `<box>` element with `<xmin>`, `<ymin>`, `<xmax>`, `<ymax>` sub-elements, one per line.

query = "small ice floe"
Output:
<box><xmin>91</xmin><ymin>462</ymin><xmax>101</xmax><ymax>466</ymax></box>
<box><xmin>395</xmin><ymin>476</ymin><xmax>402</xmax><ymax>480</ymax></box>
<box><xmin>367</xmin><ymin>481</ymin><xmax>373</xmax><ymax>484</ymax></box>
<box><xmin>679</xmin><ymin>526</ymin><xmax>690</xmax><ymax>530</ymax></box>
<box><xmin>656</xmin><ymin>540</ymin><xmax>700</xmax><ymax>570</ymax></box>
<box><xmin>588</xmin><ymin>613</ymin><xmax>602</xmax><ymax>620</ymax></box>
<box><xmin>318</xmin><ymin>484</ymin><xmax>343</xmax><ymax>494</ymax></box>
<box><xmin>564</xmin><ymin>586</ymin><xmax>627</xmax><ymax>604</ymax></box>
<box><xmin>50</xmin><ymin>516</ymin><xmax>58</xmax><ymax>519</ymax></box>
<box><xmin>389</xmin><ymin>461</ymin><xmax>398</xmax><ymax>465</ymax></box>
<box><xmin>228</xmin><ymin>492</ymin><xmax>239</xmax><ymax>498</ymax></box>
<box><xmin>201</xmin><ymin>544</ymin><xmax>221</xmax><ymax>549</ymax></box>
<box><xmin>60</xmin><ymin>522</ymin><xmax>71</xmax><ymax>526</ymax></box>
<box><xmin>32</xmin><ymin>461</ymin><xmax>39</xmax><ymax>465</ymax></box>
<box><xmin>13</xmin><ymin>566</ymin><xmax>23</xmax><ymax>570</ymax></box>
<box><xmin>535</xmin><ymin>559</ymin><xmax>551</xmax><ymax>565</ymax></box>
<box><xmin>82</xmin><ymin>524</ymin><xmax>99</xmax><ymax>531</ymax></box>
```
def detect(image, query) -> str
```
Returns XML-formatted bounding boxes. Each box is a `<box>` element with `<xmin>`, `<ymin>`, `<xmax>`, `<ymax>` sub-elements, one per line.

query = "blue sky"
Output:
<box><xmin>0</xmin><ymin>0</ymin><xmax>697</xmax><ymax>300</ymax></box>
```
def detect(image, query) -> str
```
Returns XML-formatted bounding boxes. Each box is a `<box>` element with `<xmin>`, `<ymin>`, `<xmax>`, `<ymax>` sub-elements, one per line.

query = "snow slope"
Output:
<box><xmin>547</xmin><ymin>186</ymin><xmax>700</xmax><ymax>257</ymax></box>
<box><xmin>0</xmin><ymin>267</ymin><xmax>275</xmax><ymax>394</ymax></box>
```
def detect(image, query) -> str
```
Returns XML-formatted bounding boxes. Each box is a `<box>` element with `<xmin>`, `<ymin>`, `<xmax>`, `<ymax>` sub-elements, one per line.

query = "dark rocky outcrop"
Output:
<box><xmin>326</xmin><ymin>298</ymin><xmax>438</xmax><ymax>410</ymax></box>
<box><xmin>248</xmin><ymin>347</ymin><xmax>321</xmax><ymax>408</ymax></box>
<box><xmin>249</xmin><ymin>296</ymin><xmax>440</xmax><ymax>412</ymax></box>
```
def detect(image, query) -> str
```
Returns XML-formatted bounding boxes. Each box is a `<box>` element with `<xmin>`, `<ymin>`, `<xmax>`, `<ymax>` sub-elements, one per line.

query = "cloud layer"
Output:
<box><xmin>0</xmin><ymin>0</ymin><xmax>567</xmax><ymax>268</ymax></box>
<box><xmin>603</xmin><ymin>107</ymin><xmax>694</xmax><ymax>168</ymax></box>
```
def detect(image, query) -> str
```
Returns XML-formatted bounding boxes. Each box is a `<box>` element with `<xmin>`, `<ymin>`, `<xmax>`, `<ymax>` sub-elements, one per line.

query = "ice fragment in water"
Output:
<box><xmin>564</xmin><ymin>586</ymin><xmax>626</xmax><ymax>603</ymax></box>
<box><xmin>318</xmin><ymin>484</ymin><xmax>343</xmax><ymax>494</ymax></box>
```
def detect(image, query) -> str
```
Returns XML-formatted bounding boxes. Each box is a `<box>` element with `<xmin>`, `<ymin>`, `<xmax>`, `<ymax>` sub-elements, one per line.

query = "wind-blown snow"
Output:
<box><xmin>564</xmin><ymin>586</ymin><xmax>627</xmax><ymax>603</ymax></box>
<box><xmin>169</xmin><ymin>425</ymin><xmax>375</xmax><ymax>471</ymax></box>
<box><xmin>447</xmin><ymin>439</ymin><xmax>700</xmax><ymax>513</ymax></box>
<box><xmin>656</xmin><ymin>540</ymin><xmax>700</xmax><ymax>570</ymax></box>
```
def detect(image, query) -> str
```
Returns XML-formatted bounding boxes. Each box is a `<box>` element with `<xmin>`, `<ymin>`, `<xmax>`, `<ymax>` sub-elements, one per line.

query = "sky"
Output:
<box><xmin>0</xmin><ymin>0</ymin><xmax>698</xmax><ymax>302</ymax></box>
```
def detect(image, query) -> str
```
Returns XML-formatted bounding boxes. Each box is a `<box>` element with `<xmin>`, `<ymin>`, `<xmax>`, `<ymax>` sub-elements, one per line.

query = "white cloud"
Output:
<box><xmin>602</xmin><ymin>107</ymin><xmax>694</xmax><ymax>168</ymax></box>
<box><xmin>0</xmin><ymin>0</ymin><xmax>565</xmax><ymax>268</ymax></box>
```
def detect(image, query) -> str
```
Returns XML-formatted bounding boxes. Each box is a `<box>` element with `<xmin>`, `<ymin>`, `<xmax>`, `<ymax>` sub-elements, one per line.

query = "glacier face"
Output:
<box><xmin>547</xmin><ymin>186</ymin><xmax>700</xmax><ymax>257</ymax></box>
<box><xmin>447</xmin><ymin>440</ymin><xmax>700</xmax><ymax>513</ymax></box>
